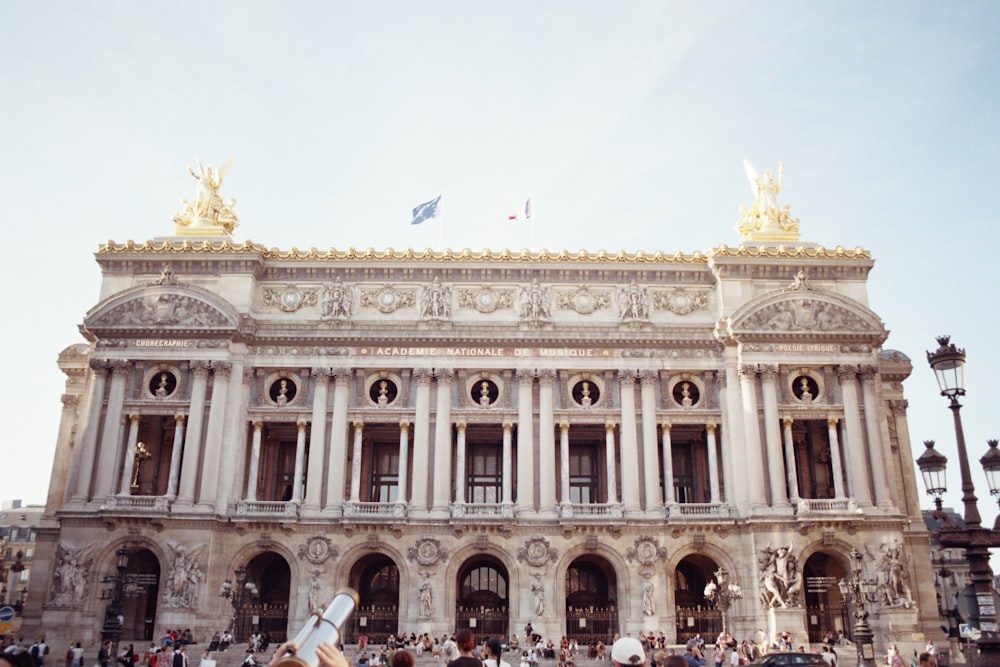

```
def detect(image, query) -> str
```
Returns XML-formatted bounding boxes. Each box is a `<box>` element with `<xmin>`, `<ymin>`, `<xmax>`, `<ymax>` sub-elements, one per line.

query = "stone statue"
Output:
<box><xmin>520</xmin><ymin>279</ymin><xmax>551</xmax><ymax>322</ymax></box>
<box><xmin>479</xmin><ymin>381</ymin><xmax>491</xmax><ymax>407</ymax></box>
<box><xmin>530</xmin><ymin>573</ymin><xmax>545</xmax><ymax>616</ymax></box>
<box><xmin>421</xmin><ymin>277</ymin><xmax>452</xmax><ymax>319</ymax></box>
<box><xmin>642</xmin><ymin>577</ymin><xmax>655</xmax><ymax>616</ymax></box>
<box><xmin>875</xmin><ymin>543</ymin><xmax>914</xmax><ymax>609</ymax></box>
<box><xmin>173</xmin><ymin>159</ymin><xmax>238</xmax><ymax>235</ymax></box>
<box><xmin>321</xmin><ymin>278</ymin><xmax>353</xmax><ymax>320</ymax></box>
<box><xmin>155</xmin><ymin>373</ymin><xmax>170</xmax><ymax>398</ymax></box>
<box><xmin>377</xmin><ymin>380</ymin><xmax>390</xmax><ymax>406</ymax></box>
<box><xmin>419</xmin><ymin>572</ymin><xmax>434</xmax><ymax>618</ymax></box>
<box><xmin>580</xmin><ymin>382</ymin><xmax>592</xmax><ymax>408</ymax></box>
<box><xmin>680</xmin><ymin>382</ymin><xmax>694</xmax><ymax>408</ymax></box>
<box><xmin>164</xmin><ymin>543</ymin><xmax>205</xmax><ymax>609</ymax></box>
<box><xmin>50</xmin><ymin>543</ymin><xmax>95</xmax><ymax>606</ymax></box>
<box><xmin>276</xmin><ymin>379</ymin><xmax>289</xmax><ymax>406</ymax></box>
<box><xmin>617</xmin><ymin>281</ymin><xmax>649</xmax><ymax>321</ymax></box>
<box><xmin>798</xmin><ymin>378</ymin><xmax>813</xmax><ymax>403</ymax></box>
<box><xmin>308</xmin><ymin>569</ymin><xmax>323</xmax><ymax>612</ymax></box>
<box><xmin>737</xmin><ymin>160</ymin><xmax>800</xmax><ymax>241</ymax></box>
<box><xmin>758</xmin><ymin>544</ymin><xmax>802</xmax><ymax>608</ymax></box>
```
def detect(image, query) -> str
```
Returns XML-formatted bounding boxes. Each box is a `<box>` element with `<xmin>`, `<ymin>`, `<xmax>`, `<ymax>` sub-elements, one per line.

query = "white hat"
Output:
<box><xmin>611</xmin><ymin>637</ymin><xmax>646</xmax><ymax>665</ymax></box>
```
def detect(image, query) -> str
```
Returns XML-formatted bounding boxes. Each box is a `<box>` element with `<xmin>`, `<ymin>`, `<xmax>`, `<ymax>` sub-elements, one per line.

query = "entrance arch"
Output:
<box><xmin>456</xmin><ymin>556</ymin><xmax>509</xmax><ymax>640</ymax></box>
<box><xmin>675</xmin><ymin>554</ymin><xmax>720</xmax><ymax>643</ymax></box>
<box><xmin>244</xmin><ymin>552</ymin><xmax>291</xmax><ymax>643</ymax></box>
<box><xmin>565</xmin><ymin>556</ymin><xmax>618</xmax><ymax>645</ymax></box>
<box><xmin>803</xmin><ymin>551</ymin><xmax>849</xmax><ymax>643</ymax></box>
<box><xmin>347</xmin><ymin>555</ymin><xmax>400</xmax><ymax>644</ymax></box>
<box><xmin>121</xmin><ymin>548</ymin><xmax>160</xmax><ymax>641</ymax></box>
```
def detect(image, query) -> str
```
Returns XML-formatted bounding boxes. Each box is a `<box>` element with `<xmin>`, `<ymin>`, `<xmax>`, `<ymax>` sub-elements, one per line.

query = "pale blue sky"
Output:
<box><xmin>2</xmin><ymin>2</ymin><xmax>998</xmax><ymax>514</ymax></box>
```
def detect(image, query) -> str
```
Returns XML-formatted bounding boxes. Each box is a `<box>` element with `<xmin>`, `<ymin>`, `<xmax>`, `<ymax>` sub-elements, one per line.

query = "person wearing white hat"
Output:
<box><xmin>611</xmin><ymin>638</ymin><xmax>646</xmax><ymax>667</ymax></box>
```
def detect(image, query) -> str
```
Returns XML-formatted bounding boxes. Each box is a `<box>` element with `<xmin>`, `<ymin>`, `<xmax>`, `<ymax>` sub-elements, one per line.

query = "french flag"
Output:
<box><xmin>508</xmin><ymin>197</ymin><xmax>532</xmax><ymax>220</ymax></box>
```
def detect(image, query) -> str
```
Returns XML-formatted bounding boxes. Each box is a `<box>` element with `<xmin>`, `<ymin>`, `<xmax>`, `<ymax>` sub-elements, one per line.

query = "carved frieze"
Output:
<box><xmin>407</xmin><ymin>537</ymin><xmax>449</xmax><ymax>566</ymax></box>
<box><xmin>163</xmin><ymin>543</ymin><xmax>205</xmax><ymax>609</ymax></box>
<box><xmin>321</xmin><ymin>277</ymin><xmax>353</xmax><ymax>320</ymax></box>
<box><xmin>617</xmin><ymin>281</ymin><xmax>650</xmax><ymax>322</ymax></box>
<box><xmin>457</xmin><ymin>286</ymin><xmax>515</xmax><ymax>314</ymax></box>
<box><xmin>90</xmin><ymin>294</ymin><xmax>231</xmax><ymax>328</ymax></box>
<box><xmin>625</xmin><ymin>535</ymin><xmax>668</xmax><ymax>566</ymax></box>
<box><xmin>298</xmin><ymin>535</ymin><xmax>339</xmax><ymax>564</ymax></box>
<box><xmin>555</xmin><ymin>286</ymin><xmax>611</xmax><ymax>315</ymax></box>
<box><xmin>360</xmin><ymin>286</ymin><xmax>417</xmax><ymax>314</ymax></box>
<box><xmin>420</xmin><ymin>278</ymin><xmax>452</xmax><ymax>320</ymax></box>
<box><xmin>263</xmin><ymin>285</ymin><xmax>320</xmax><ymax>312</ymax></box>
<box><xmin>49</xmin><ymin>543</ymin><xmax>96</xmax><ymax>607</ymax></box>
<box><xmin>519</xmin><ymin>280</ymin><xmax>552</xmax><ymax>322</ymax></box>
<box><xmin>652</xmin><ymin>287</ymin><xmax>709</xmax><ymax>315</ymax></box>
<box><xmin>517</xmin><ymin>536</ymin><xmax>558</xmax><ymax>566</ymax></box>
<box><xmin>741</xmin><ymin>299</ymin><xmax>869</xmax><ymax>332</ymax></box>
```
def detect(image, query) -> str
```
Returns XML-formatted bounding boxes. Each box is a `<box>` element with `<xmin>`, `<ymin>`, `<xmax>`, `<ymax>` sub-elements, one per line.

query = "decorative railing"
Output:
<box><xmin>234</xmin><ymin>500</ymin><xmax>299</xmax><ymax>517</ymax></box>
<box><xmin>798</xmin><ymin>498</ymin><xmax>852</xmax><ymax>513</ymax></box>
<box><xmin>100</xmin><ymin>495</ymin><xmax>170</xmax><ymax>512</ymax></box>
<box><xmin>451</xmin><ymin>503</ymin><xmax>514</xmax><ymax>518</ymax></box>
<box><xmin>342</xmin><ymin>501</ymin><xmax>405</xmax><ymax>518</ymax></box>
<box><xmin>561</xmin><ymin>503</ymin><xmax>623</xmax><ymax>518</ymax></box>
<box><xmin>670</xmin><ymin>503</ymin><xmax>729</xmax><ymax>517</ymax></box>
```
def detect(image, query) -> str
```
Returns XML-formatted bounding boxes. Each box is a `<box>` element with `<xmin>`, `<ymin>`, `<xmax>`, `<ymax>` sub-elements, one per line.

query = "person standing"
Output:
<box><xmin>610</xmin><ymin>637</ymin><xmax>646</xmax><ymax>667</ymax></box>
<box><xmin>447</xmin><ymin>630</ymin><xmax>481</xmax><ymax>667</ymax></box>
<box><xmin>484</xmin><ymin>639</ymin><xmax>511</xmax><ymax>667</ymax></box>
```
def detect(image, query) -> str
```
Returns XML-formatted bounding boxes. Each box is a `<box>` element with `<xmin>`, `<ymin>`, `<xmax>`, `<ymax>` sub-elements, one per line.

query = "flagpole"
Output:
<box><xmin>437</xmin><ymin>194</ymin><xmax>444</xmax><ymax>249</ymax></box>
<box><xmin>529</xmin><ymin>193</ymin><xmax>535</xmax><ymax>252</ymax></box>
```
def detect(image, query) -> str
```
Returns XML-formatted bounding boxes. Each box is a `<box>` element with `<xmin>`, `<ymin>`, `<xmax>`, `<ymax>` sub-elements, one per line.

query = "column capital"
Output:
<box><xmin>559</xmin><ymin>420</ymin><xmax>570</xmax><ymax>433</ymax></box>
<box><xmin>297</xmin><ymin>419</ymin><xmax>308</xmax><ymax>430</ymax></box>
<box><xmin>858</xmin><ymin>364</ymin><xmax>879</xmax><ymax>382</ymax></box>
<box><xmin>251</xmin><ymin>419</ymin><xmax>263</xmax><ymax>432</ymax></box>
<box><xmin>782</xmin><ymin>417</ymin><xmax>794</xmax><ymax>429</ymax></box>
<box><xmin>716</xmin><ymin>372</ymin><xmax>727</xmax><ymax>389</ymax></box>
<box><xmin>661</xmin><ymin>421</ymin><xmax>672</xmax><ymax>433</ymax></box>
<box><xmin>176</xmin><ymin>413</ymin><xmax>188</xmax><ymax>426</ymax></box>
<box><xmin>190</xmin><ymin>360</ymin><xmax>211</xmax><ymax>376</ymax></box>
<box><xmin>212</xmin><ymin>361</ymin><xmax>232</xmax><ymax>379</ymax></box>
<box><xmin>738</xmin><ymin>363</ymin><xmax>759</xmax><ymax>379</ymax></box>
<box><xmin>129</xmin><ymin>414</ymin><xmax>141</xmax><ymax>426</ymax></box>
<box><xmin>827</xmin><ymin>417</ymin><xmax>839</xmax><ymax>428</ymax></box>
<box><xmin>88</xmin><ymin>357</ymin><xmax>109</xmax><ymax>372</ymax></box>
<box><xmin>706</xmin><ymin>422</ymin><xmax>717</xmax><ymax>434</ymax></box>
<box><xmin>110</xmin><ymin>359</ymin><xmax>131</xmax><ymax>378</ymax></box>
<box><xmin>399</xmin><ymin>420</ymin><xmax>411</xmax><ymax>431</ymax></box>
<box><xmin>352</xmin><ymin>420</ymin><xmax>364</xmax><ymax>431</ymax></box>
<box><xmin>242</xmin><ymin>368</ymin><xmax>256</xmax><ymax>384</ymax></box>
<box><xmin>62</xmin><ymin>394</ymin><xmax>81</xmax><ymax>408</ymax></box>
<box><xmin>414</xmin><ymin>368</ymin><xmax>434</xmax><ymax>384</ymax></box>
<box><xmin>640</xmin><ymin>370</ymin><xmax>658</xmax><ymax>386</ymax></box>
<box><xmin>605</xmin><ymin>420</ymin><xmax>617</xmax><ymax>433</ymax></box>
<box><xmin>435</xmin><ymin>368</ymin><xmax>455</xmax><ymax>382</ymax></box>
<box><xmin>836</xmin><ymin>364</ymin><xmax>858</xmax><ymax>381</ymax></box>
<box><xmin>618</xmin><ymin>370</ymin><xmax>637</xmax><ymax>386</ymax></box>
<box><xmin>502</xmin><ymin>420</ymin><xmax>514</xmax><ymax>432</ymax></box>
<box><xmin>538</xmin><ymin>369</ymin><xmax>557</xmax><ymax>383</ymax></box>
<box><xmin>455</xmin><ymin>420</ymin><xmax>467</xmax><ymax>432</ymax></box>
<box><xmin>515</xmin><ymin>368</ymin><xmax>535</xmax><ymax>381</ymax></box>
<box><xmin>888</xmin><ymin>399</ymin><xmax>909</xmax><ymax>414</ymax></box>
<box><xmin>759</xmin><ymin>364</ymin><xmax>779</xmax><ymax>381</ymax></box>
<box><xmin>311</xmin><ymin>367</ymin><xmax>333</xmax><ymax>382</ymax></box>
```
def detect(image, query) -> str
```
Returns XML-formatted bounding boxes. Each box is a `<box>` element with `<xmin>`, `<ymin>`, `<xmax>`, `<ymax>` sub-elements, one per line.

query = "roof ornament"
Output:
<box><xmin>737</xmin><ymin>160</ymin><xmax>800</xmax><ymax>243</ymax></box>
<box><xmin>172</xmin><ymin>158</ymin><xmax>238</xmax><ymax>237</ymax></box>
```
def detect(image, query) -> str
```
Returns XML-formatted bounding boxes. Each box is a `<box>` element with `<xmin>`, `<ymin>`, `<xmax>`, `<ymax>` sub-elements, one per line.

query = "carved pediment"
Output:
<box><xmin>727</xmin><ymin>289</ymin><xmax>886</xmax><ymax>343</ymax></box>
<box><xmin>84</xmin><ymin>285</ymin><xmax>240</xmax><ymax>335</ymax></box>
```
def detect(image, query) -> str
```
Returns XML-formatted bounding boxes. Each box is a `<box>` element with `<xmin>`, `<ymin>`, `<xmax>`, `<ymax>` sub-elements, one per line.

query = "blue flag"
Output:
<box><xmin>411</xmin><ymin>195</ymin><xmax>441</xmax><ymax>225</ymax></box>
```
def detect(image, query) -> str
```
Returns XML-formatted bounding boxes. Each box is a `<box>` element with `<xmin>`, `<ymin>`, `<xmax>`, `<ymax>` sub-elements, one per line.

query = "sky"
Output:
<box><xmin>1</xmin><ymin>2</ymin><xmax>998</xmax><ymax>520</ymax></box>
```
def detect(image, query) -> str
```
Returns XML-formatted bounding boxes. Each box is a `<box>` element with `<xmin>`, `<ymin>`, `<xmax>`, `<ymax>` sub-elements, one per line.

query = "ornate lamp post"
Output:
<box><xmin>704</xmin><ymin>567</ymin><xmax>743</xmax><ymax>636</ymax></box>
<box><xmin>100</xmin><ymin>546</ymin><xmax>131</xmax><ymax>660</ymax></box>
<box><xmin>837</xmin><ymin>548</ymin><xmax>878</xmax><ymax>667</ymax></box>
<box><xmin>917</xmin><ymin>336</ymin><xmax>1000</xmax><ymax>667</ymax></box>
<box><xmin>220</xmin><ymin>567</ymin><xmax>258</xmax><ymax>641</ymax></box>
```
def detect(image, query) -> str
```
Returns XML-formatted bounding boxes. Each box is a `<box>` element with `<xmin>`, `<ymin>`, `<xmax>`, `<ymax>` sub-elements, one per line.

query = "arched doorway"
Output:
<box><xmin>675</xmin><ymin>554</ymin><xmax>720</xmax><ymax>643</ymax></box>
<box><xmin>803</xmin><ymin>552</ymin><xmax>849</xmax><ymax>643</ymax></box>
<box><xmin>243</xmin><ymin>552</ymin><xmax>291</xmax><ymax>643</ymax></box>
<box><xmin>456</xmin><ymin>557</ymin><xmax>509</xmax><ymax>640</ymax></box>
<box><xmin>121</xmin><ymin>548</ymin><xmax>160</xmax><ymax>641</ymax></box>
<box><xmin>565</xmin><ymin>556</ymin><xmax>618</xmax><ymax>645</ymax></box>
<box><xmin>347</xmin><ymin>555</ymin><xmax>400</xmax><ymax>644</ymax></box>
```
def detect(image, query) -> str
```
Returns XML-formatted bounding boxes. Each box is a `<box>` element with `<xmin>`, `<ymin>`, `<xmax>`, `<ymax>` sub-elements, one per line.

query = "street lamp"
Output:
<box><xmin>704</xmin><ymin>567</ymin><xmax>743</xmax><ymax>636</ymax></box>
<box><xmin>917</xmin><ymin>335</ymin><xmax>1000</xmax><ymax>667</ymax></box>
<box><xmin>101</xmin><ymin>546</ymin><xmax>131</xmax><ymax>660</ymax></box>
<box><xmin>837</xmin><ymin>547</ymin><xmax>878</xmax><ymax>667</ymax></box>
<box><xmin>220</xmin><ymin>566</ymin><xmax>259</xmax><ymax>641</ymax></box>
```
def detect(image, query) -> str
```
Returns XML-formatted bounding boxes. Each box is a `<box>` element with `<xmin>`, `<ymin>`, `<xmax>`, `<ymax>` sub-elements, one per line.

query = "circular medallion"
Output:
<box><xmin>379</xmin><ymin>291</ymin><xmax>396</xmax><ymax>307</ymax></box>
<box><xmin>281</xmin><ymin>290</ymin><xmax>301</xmax><ymax>310</ymax></box>
<box><xmin>477</xmin><ymin>292</ymin><xmax>497</xmax><ymax>312</ymax></box>
<box><xmin>574</xmin><ymin>293</ymin><xmax>595</xmax><ymax>313</ymax></box>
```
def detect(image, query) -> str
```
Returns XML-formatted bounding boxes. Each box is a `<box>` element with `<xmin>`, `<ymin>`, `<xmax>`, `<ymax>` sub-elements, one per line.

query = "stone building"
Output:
<box><xmin>23</xmin><ymin>165</ymin><xmax>939</xmax><ymax>651</ymax></box>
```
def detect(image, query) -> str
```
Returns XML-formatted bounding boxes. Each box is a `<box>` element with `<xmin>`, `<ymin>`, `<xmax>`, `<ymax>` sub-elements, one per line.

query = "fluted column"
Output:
<box><xmin>53</xmin><ymin>394</ymin><xmax>82</xmax><ymax>509</ymax></box>
<box><xmin>639</xmin><ymin>372</ymin><xmax>661</xmax><ymax>511</ymax></box>
<box><xmin>559</xmin><ymin>420</ymin><xmax>571</xmax><ymax>508</ymax></box>
<box><xmin>722</xmin><ymin>356</ymin><xmax>747</xmax><ymax>508</ymax></box>
<box><xmin>293</xmin><ymin>419</ymin><xmax>308</xmax><ymax>503</ymax></box>
<box><xmin>198</xmin><ymin>362</ymin><xmax>231</xmax><ymax>509</ymax></box>
<box><xmin>166</xmin><ymin>415</ymin><xmax>186</xmax><ymax>498</ymax></box>
<box><xmin>502</xmin><ymin>421</ymin><xmax>514</xmax><ymax>507</ymax></box>
<box><xmin>660</xmin><ymin>422</ymin><xmax>675</xmax><ymax>505</ymax></box>
<box><xmin>781</xmin><ymin>418</ymin><xmax>801</xmax><ymax>503</ymax></box>
<box><xmin>216</xmin><ymin>363</ymin><xmax>249</xmax><ymax>513</ymax></box>
<box><xmin>516</xmin><ymin>369</ymin><xmax>535</xmax><ymax>513</ymax></box>
<box><xmin>706</xmin><ymin>423</ymin><xmax>721</xmax><ymax>503</ymax></box>
<box><xmin>618</xmin><ymin>372</ymin><xmax>641</xmax><ymax>515</ymax></box>
<box><xmin>176</xmin><ymin>361</ymin><xmax>210</xmax><ymax>506</ymax></box>
<box><xmin>738</xmin><ymin>364</ymin><xmax>767</xmax><ymax>509</ymax></box>
<box><xmin>538</xmin><ymin>370</ymin><xmax>557</xmax><ymax>517</ymax></box>
<box><xmin>838</xmin><ymin>365</ymin><xmax>872</xmax><ymax>506</ymax></box>
<box><xmin>826</xmin><ymin>418</ymin><xmax>846</xmax><ymax>498</ymax></box>
<box><xmin>454</xmin><ymin>421</ymin><xmax>467</xmax><ymax>505</ymax></box>
<box><xmin>431</xmin><ymin>369</ymin><xmax>454</xmax><ymax>516</ymax></box>
<box><xmin>119</xmin><ymin>414</ymin><xmax>141</xmax><ymax>495</ymax></box>
<box><xmin>409</xmin><ymin>369</ymin><xmax>433</xmax><ymax>515</ymax></box>
<box><xmin>246</xmin><ymin>420</ymin><xmax>263</xmax><ymax>500</ymax></box>
<box><xmin>760</xmin><ymin>365</ymin><xmax>789</xmax><ymax>508</ymax></box>
<box><xmin>860</xmin><ymin>365</ymin><xmax>892</xmax><ymax>508</ymax></box>
<box><xmin>304</xmin><ymin>368</ymin><xmax>331</xmax><ymax>511</ymax></box>
<box><xmin>68</xmin><ymin>360</ymin><xmax>108</xmax><ymax>503</ymax></box>
<box><xmin>94</xmin><ymin>360</ymin><xmax>130</xmax><ymax>500</ymax></box>
<box><xmin>325</xmin><ymin>368</ymin><xmax>351</xmax><ymax>513</ymax></box>
<box><xmin>397</xmin><ymin>420</ymin><xmax>410</xmax><ymax>505</ymax></box>
<box><xmin>605</xmin><ymin>420</ymin><xmax>618</xmax><ymax>505</ymax></box>
<box><xmin>349</xmin><ymin>421</ymin><xmax>364</xmax><ymax>503</ymax></box>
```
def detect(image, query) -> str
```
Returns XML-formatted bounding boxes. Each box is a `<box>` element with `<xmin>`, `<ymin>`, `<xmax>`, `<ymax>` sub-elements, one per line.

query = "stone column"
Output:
<box><xmin>660</xmin><ymin>422</ymin><xmax>675</xmax><ymax>505</ymax></box>
<box><xmin>325</xmin><ymin>368</ymin><xmax>352</xmax><ymax>513</ymax></box>
<box><xmin>826</xmin><ymin>418</ymin><xmax>846</xmax><ymax>498</ymax></box>
<box><xmin>706</xmin><ymin>423</ymin><xmax>721</xmax><ymax>504</ymax></box>
<box><xmin>723</xmin><ymin>357</ymin><xmax>748</xmax><ymax>508</ymax></box>
<box><xmin>760</xmin><ymin>365</ymin><xmax>789</xmax><ymax>508</ymax></box>
<box><xmin>640</xmin><ymin>372</ymin><xmax>661</xmax><ymax>511</ymax></box>
<box><xmin>398</xmin><ymin>420</ymin><xmax>410</xmax><ymax>505</ymax></box>
<box><xmin>559</xmin><ymin>420</ymin><xmax>571</xmax><ymax>509</ymax></box>
<box><xmin>68</xmin><ymin>360</ymin><xmax>107</xmax><ymax>503</ymax></box>
<box><xmin>781</xmin><ymin>418</ymin><xmax>801</xmax><ymax>503</ymax></box>
<box><xmin>176</xmin><ymin>361</ymin><xmax>210</xmax><ymax>506</ymax></box>
<box><xmin>502</xmin><ymin>421</ymin><xmax>514</xmax><ymax>507</ymax></box>
<box><xmin>119</xmin><ymin>414</ymin><xmax>141</xmax><ymax>495</ymax></box>
<box><xmin>618</xmin><ymin>372</ymin><xmax>642</xmax><ymax>515</ymax></box>
<box><xmin>165</xmin><ymin>415</ymin><xmax>186</xmax><ymax>499</ymax></box>
<box><xmin>431</xmin><ymin>369</ymin><xmax>454</xmax><ymax>517</ymax></box>
<box><xmin>860</xmin><ymin>365</ymin><xmax>893</xmax><ymax>508</ymax></box>
<box><xmin>292</xmin><ymin>419</ymin><xmax>308</xmax><ymax>503</ymax></box>
<box><xmin>838</xmin><ymin>365</ymin><xmax>872</xmax><ymax>506</ymax></box>
<box><xmin>516</xmin><ymin>369</ymin><xmax>535</xmax><ymax>514</ymax></box>
<box><xmin>198</xmin><ymin>362</ymin><xmax>231</xmax><ymax>510</ymax></box>
<box><xmin>738</xmin><ymin>364</ymin><xmax>767</xmax><ymax>509</ymax></box>
<box><xmin>716</xmin><ymin>371</ymin><xmax>736</xmax><ymax>506</ymax></box>
<box><xmin>53</xmin><ymin>394</ymin><xmax>81</xmax><ymax>509</ymax></box>
<box><xmin>245</xmin><ymin>420</ymin><xmax>263</xmax><ymax>500</ymax></box>
<box><xmin>454</xmin><ymin>421</ymin><xmax>467</xmax><ymax>506</ymax></box>
<box><xmin>349</xmin><ymin>421</ymin><xmax>364</xmax><ymax>503</ymax></box>
<box><xmin>94</xmin><ymin>360</ymin><xmax>130</xmax><ymax>500</ymax></box>
<box><xmin>216</xmin><ymin>362</ymin><xmax>249</xmax><ymax>513</ymax></box>
<box><xmin>409</xmin><ymin>369</ymin><xmax>433</xmax><ymax>515</ymax></box>
<box><xmin>538</xmin><ymin>370</ymin><xmax>557</xmax><ymax>517</ymax></box>
<box><xmin>605</xmin><ymin>420</ymin><xmax>618</xmax><ymax>505</ymax></box>
<box><xmin>304</xmin><ymin>368</ymin><xmax>331</xmax><ymax>511</ymax></box>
